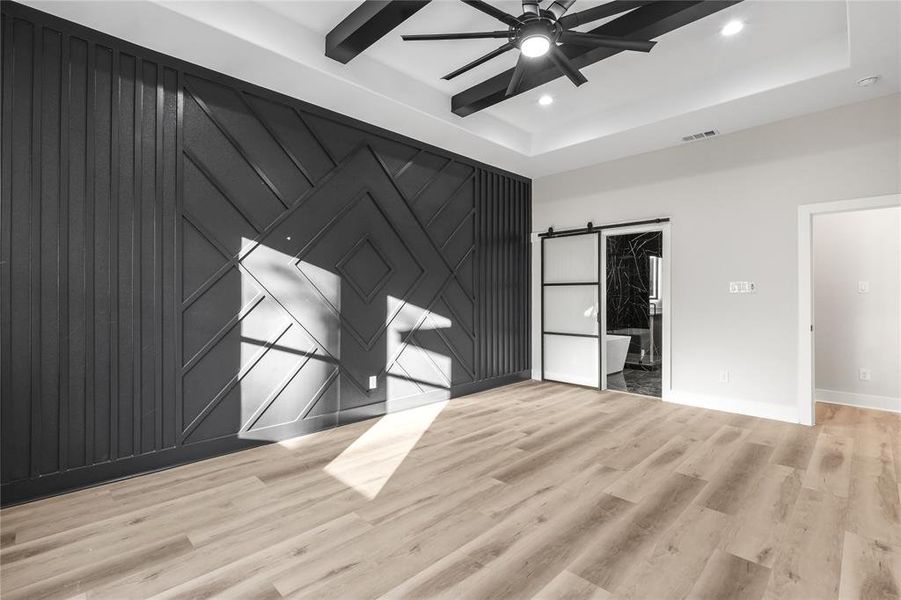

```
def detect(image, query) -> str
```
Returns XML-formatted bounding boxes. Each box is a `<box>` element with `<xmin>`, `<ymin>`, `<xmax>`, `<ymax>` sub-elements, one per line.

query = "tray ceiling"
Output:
<box><xmin>16</xmin><ymin>0</ymin><xmax>901</xmax><ymax>177</ymax></box>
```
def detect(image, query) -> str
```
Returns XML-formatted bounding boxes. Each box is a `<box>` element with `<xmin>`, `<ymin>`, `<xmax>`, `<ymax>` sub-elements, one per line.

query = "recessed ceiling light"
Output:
<box><xmin>521</xmin><ymin>35</ymin><xmax>551</xmax><ymax>58</ymax></box>
<box><xmin>857</xmin><ymin>75</ymin><xmax>880</xmax><ymax>87</ymax></box>
<box><xmin>720</xmin><ymin>20</ymin><xmax>744</xmax><ymax>36</ymax></box>
<box><xmin>538</xmin><ymin>94</ymin><xmax>554</xmax><ymax>106</ymax></box>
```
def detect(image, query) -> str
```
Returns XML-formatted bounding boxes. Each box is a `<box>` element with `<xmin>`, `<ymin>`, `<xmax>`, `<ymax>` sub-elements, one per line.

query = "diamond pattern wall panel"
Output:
<box><xmin>0</xmin><ymin>1</ymin><xmax>531</xmax><ymax>504</ymax></box>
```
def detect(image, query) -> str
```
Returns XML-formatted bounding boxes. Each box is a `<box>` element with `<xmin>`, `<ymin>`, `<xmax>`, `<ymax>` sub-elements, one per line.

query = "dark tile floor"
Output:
<box><xmin>607</xmin><ymin>367</ymin><xmax>661</xmax><ymax>397</ymax></box>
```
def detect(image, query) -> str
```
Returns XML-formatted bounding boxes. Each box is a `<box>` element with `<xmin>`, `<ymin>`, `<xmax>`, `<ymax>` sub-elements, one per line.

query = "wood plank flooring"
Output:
<box><xmin>1</xmin><ymin>381</ymin><xmax>899</xmax><ymax>599</ymax></box>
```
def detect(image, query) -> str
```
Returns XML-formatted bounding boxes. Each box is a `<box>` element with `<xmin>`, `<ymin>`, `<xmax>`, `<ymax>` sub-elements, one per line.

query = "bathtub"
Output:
<box><xmin>606</xmin><ymin>334</ymin><xmax>631</xmax><ymax>375</ymax></box>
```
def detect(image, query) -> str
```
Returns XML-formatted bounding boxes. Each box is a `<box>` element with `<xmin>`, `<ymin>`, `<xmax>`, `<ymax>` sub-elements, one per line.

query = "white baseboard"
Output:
<box><xmin>816</xmin><ymin>389</ymin><xmax>901</xmax><ymax>413</ymax></box>
<box><xmin>541</xmin><ymin>371</ymin><xmax>599</xmax><ymax>388</ymax></box>
<box><xmin>664</xmin><ymin>390</ymin><xmax>799</xmax><ymax>424</ymax></box>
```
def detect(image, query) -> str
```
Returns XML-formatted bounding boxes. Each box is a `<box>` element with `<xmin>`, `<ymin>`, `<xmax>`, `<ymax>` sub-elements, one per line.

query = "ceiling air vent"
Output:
<box><xmin>681</xmin><ymin>129</ymin><xmax>719</xmax><ymax>143</ymax></box>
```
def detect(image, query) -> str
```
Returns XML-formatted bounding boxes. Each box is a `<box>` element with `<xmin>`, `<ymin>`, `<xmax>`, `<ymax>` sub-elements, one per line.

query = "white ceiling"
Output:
<box><xmin>22</xmin><ymin>0</ymin><xmax>901</xmax><ymax>178</ymax></box>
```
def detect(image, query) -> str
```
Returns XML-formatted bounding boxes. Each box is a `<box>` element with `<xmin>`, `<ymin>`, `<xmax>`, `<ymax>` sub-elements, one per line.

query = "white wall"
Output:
<box><xmin>813</xmin><ymin>207</ymin><xmax>901</xmax><ymax>412</ymax></box>
<box><xmin>532</xmin><ymin>94</ymin><xmax>901</xmax><ymax>423</ymax></box>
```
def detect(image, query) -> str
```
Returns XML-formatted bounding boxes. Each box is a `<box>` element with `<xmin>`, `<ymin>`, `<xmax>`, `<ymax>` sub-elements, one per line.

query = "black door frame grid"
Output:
<box><xmin>539</xmin><ymin>218</ymin><xmax>670</xmax><ymax>389</ymax></box>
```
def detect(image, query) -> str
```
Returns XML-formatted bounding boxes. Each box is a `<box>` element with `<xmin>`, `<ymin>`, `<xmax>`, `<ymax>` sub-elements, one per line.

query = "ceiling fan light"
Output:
<box><xmin>521</xmin><ymin>35</ymin><xmax>550</xmax><ymax>58</ymax></box>
<box><xmin>720</xmin><ymin>20</ymin><xmax>744</xmax><ymax>36</ymax></box>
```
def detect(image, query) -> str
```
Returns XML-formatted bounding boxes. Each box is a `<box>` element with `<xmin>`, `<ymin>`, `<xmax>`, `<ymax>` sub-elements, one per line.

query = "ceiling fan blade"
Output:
<box><xmin>402</xmin><ymin>31</ymin><xmax>511</xmax><ymax>41</ymax></box>
<box><xmin>558</xmin><ymin>0</ymin><xmax>655</xmax><ymax>29</ymax></box>
<box><xmin>547</xmin><ymin>46</ymin><xmax>588</xmax><ymax>87</ymax></box>
<box><xmin>522</xmin><ymin>0</ymin><xmax>541</xmax><ymax>17</ymax></box>
<box><xmin>547</xmin><ymin>0</ymin><xmax>577</xmax><ymax>19</ymax></box>
<box><xmin>505</xmin><ymin>54</ymin><xmax>529</xmax><ymax>96</ymax></box>
<box><xmin>559</xmin><ymin>30</ymin><xmax>656</xmax><ymax>52</ymax></box>
<box><xmin>460</xmin><ymin>0</ymin><xmax>522</xmax><ymax>28</ymax></box>
<box><xmin>443</xmin><ymin>42</ymin><xmax>515</xmax><ymax>80</ymax></box>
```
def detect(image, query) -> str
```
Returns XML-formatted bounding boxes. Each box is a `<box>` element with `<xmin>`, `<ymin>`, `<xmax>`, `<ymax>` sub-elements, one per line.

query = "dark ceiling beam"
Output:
<box><xmin>451</xmin><ymin>0</ymin><xmax>743</xmax><ymax>117</ymax></box>
<box><xmin>326</xmin><ymin>0</ymin><xmax>431</xmax><ymax>64</ymax></box>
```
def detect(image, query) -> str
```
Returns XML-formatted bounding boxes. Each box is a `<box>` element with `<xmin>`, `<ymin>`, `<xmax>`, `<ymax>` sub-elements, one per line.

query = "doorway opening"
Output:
<box><xmin>812</xmin><ymin>206</ymin><xmax>900</xmax><ymax>415</ymax></box>
<box><xmin>602</xmin><ymin>230</ymin><xmax>664</xmax><ymax>397</ymax></box>
<box><xmin>539</xmin><ymin>220</ymin><xmax>670</xmax><ymax>398</ymax></box>
<box><xmin>600</xmin><ymin>223</ymin><xmax>670</xmax><ymax>397</ymax></box>
<box><xmin>798</xmin><ymin>194</ymin><xmax>900</xmax><ymax>425</ymax></box>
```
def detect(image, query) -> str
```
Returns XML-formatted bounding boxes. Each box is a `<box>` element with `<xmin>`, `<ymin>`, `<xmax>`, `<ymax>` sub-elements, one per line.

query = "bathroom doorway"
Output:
<box><xmin>601</xmin><ymin>224</ymin><xmax>670</xmax><ymax>397</ymax></box>
<box><xmin>539</xmin><ymin>219</ymin><xmax>670</xmax><ymax>397</ymax></box>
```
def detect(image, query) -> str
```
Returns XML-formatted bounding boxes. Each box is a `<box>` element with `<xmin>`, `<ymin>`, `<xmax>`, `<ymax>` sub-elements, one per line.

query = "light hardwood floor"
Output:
<box><xmin>1</xmin><ymin>381</ymin><xmax>899</xmax><ymax>599</ymax></box>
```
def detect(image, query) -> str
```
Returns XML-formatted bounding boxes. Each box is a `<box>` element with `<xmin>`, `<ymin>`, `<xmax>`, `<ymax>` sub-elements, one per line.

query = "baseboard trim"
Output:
<box><xmin>664</xmin><ymin>390</ymin><xmax>799</xmax><ymax>424</ymax></box>
<box><xmin>816</xmin><ymin>389</ymin><xmax>901</xmax><ymax>413</ymax></box>
<box><xmin>541</xmin><ymin>371</ymin><xmax>598</xmax><ymax>388</ymax></box>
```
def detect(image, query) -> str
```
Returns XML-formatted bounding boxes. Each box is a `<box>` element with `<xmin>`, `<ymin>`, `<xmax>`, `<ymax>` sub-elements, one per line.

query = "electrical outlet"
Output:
<box><xmin>719</xmin><ymin>370</ymin><xmax>730</xmax><ymax>383</ymax></box>
<box><xmin>859</xmin><ymin>368</ymin><xmax>871</xmax><ymax>381</ymax></box>
<box><xmin>368</xmin><ymin>375</ymin><xmax>378</xmax><ymax>390</ymax></box>
<box><xmin>858</xmin><ymin>281</ymin><xmax>870</xmax><ymax>294</ymax></box>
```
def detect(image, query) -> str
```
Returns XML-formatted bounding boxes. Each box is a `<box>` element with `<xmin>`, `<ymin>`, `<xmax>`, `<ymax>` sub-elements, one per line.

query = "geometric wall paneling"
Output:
<box><xmin>182</xmin><ymin>218</ymin><xmax>231</xmax><ymax>300</ymax></box>
<box><xmin>0</xmin><ymin>1</ymin><xmax>530</xmax><ymax>504</ymax></box>
<box><xmin>243</xmin><ymin>93</ymin><xmax>335</xmax><ymax>185</ymax></box>
<box><xmin>301</xmin><ymin>111</ymin><xmax>420</xmax><ymax>177</ymax></box>
<box><xmin>184</xmin><ymin>74</ymin><xmax>313</xmax><ymax>205</ymax></box>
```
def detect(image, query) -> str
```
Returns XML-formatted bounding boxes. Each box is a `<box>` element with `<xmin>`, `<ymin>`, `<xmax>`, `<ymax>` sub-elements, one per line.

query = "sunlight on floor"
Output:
<box><xmin>323</xmin><ymin>400</ymin><xmax>448</xmax><ymax>499</ymax></box>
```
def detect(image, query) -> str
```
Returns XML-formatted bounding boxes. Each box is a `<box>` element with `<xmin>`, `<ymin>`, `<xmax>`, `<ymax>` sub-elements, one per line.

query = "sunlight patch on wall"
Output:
<box><xmin>237</xmin><ymin>239</ymin><xmax>340</xmax><ymax>441</ymax></box>
<box><xmin>385</xmin><ymin>296</ymin><xmax>452</xmax><ymax>410</ymax></box>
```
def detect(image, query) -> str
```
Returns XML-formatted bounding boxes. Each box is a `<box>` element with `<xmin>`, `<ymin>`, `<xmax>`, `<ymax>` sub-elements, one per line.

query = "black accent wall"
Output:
<box><xmin>0</xmin><ymin>2</ymin><xmax>531</xmax><ymax>505</ymax></box>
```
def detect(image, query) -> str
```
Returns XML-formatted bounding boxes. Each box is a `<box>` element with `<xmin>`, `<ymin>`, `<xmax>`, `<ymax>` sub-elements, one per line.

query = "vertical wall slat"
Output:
<box><xmin>501</xmin><ymin>177</ymin><xmax>514</xmax><ymax>373</ymax></box>
<box><xmin>494</xmin><ymin>173</ymin><xmax>500</xmax><ymax>377</ymax></box>
<box><xmin>84</xmin><ymin>40</ymin><xmax>96</xmax><ymax>467</ymax></box>
<box><xmin>174</xmin><ymin>68</ymin><xmax>184</xmax><ymax>446</ymax></box>
<box><xmin>155</xmin><ymin>61</ymin><xmax>165</xmax><ymax>453</ymax></box>
<box><xmin>132</xmin><ymin>55</ymin><xmax>141</xmax><ymax>456</ymax></box>
<box><xmin>67</xmin><ymin>35</ymin><xmax>88</xmax><ymax>469</ymax></box>
<box><xmin>37</xmin><ymin>23</ymin><xmax>60</xmax><ymax>475</ymax></box>
<box><xmin>92</xmin><ymin>44</ymin><xmax>112</xmax><ymax>463</ymax></box>
<box><xmin>109</xmin><ymin>47</ymin><xmax>120</xmax><ymax>461</ymax></box>
<box><xmin>58</xmin><ymin>31</ymin><xmax>71</xmax><ymax>472</ymax></box>
<box><xmin>162</xmin><ymin>66</ymin><xmax>177</xmax><ymax>449</ymax></box>
<box><xmin>0</xmin><ymin>14</ymin><xmax>16</xmax><ymax>482</ymax></box>
<box><xmin>139</xmin><ymin>59</ymin><xmax>156</xmax><ymax>454</ymax></box>
<box><xmin>28</xmin><ymin>21</ymin><xmax>41</xmax><ymax>478</ymax></box>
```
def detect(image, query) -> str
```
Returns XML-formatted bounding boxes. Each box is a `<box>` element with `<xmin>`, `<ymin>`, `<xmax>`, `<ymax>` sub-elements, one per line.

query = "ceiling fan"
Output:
<box><xmin>402</xmin><ymin>0</ymin><xmax>657</xmax><ymax>96</ymax></box>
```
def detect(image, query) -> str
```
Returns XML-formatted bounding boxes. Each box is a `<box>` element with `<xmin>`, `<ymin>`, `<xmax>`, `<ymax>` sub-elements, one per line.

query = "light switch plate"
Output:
<box><xmin>729</xmin><ymin>281</ymin><xmax>756</xmax><ymax>294</ymax></box>
<box><xmin>858</xmin><ymin>281</ymin><xmax>870</xmax><ymax>294</ymax></box>
<box><xmin>859</xmin><ymin>368</ymin><xmax>871</xmax><ymax>381</ymax></box>
<box><xmin>368</xmin><ymin>376</ymin><xmax>377</xmax><ymax>390</ymax></box>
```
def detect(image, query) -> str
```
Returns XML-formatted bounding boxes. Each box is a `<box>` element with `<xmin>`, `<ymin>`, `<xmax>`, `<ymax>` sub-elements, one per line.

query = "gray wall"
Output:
<box><xmin>531</xmin><ymin>93</ymin><xmax>900</xmax><ymax>423</ymax></box>
<box><xmin>0</xmin><ymin>2</ymin><xmax>531</xmax><ymax>504</ymax></box>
